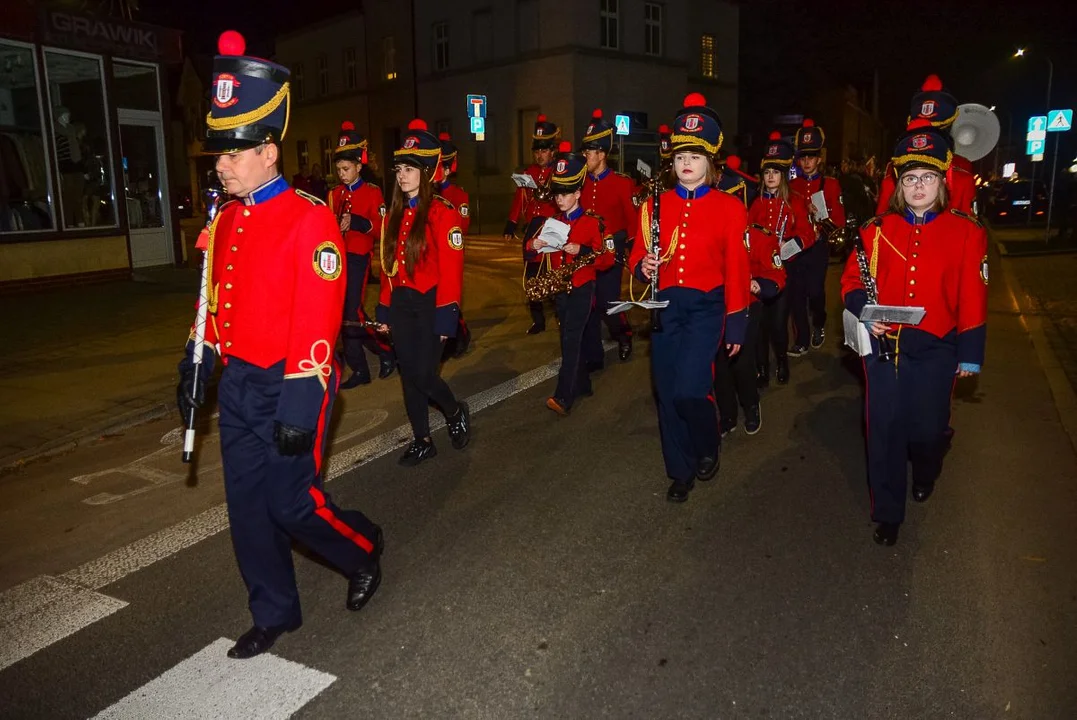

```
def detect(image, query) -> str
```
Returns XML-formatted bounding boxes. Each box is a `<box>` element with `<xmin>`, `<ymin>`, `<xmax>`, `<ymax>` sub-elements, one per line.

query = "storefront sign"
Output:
<box><xmin>43</xmin><ymin>10</ymin><xmax>182</xmax><ymax>64</ymax></box>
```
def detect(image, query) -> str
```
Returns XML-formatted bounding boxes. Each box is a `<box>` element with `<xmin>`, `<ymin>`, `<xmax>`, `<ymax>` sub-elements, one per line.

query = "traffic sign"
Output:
<box><xmin>466</xmin><ymin>94</ymin><xmax>487</xmax><ymax>119</ymax></box>
<box><xmin>1027</xmin><ymin>139</ymin><xmax>1045</xmax><ymax>155</ymax></box>
<box><xmin>1047</xmin><ymin>109</ymin><xmax>1073</xmax><ymax>132</ymax></box>
<box><xmin>1028</xmin><ymin>115</ymin><xmax>1047</xmax><ymax>133</ymax></box>
<box><xmin>1027</xmin><ymin>129</ymin><xmax>1046</xmax><ymax>142</ymax></box>
<box><xmin>470</xmin><ymin>116</ymin><xmax>485</xmax><ymax>134</ymax></box>
<box><xmin>614</xmin><ymin>114</ymin><xmax>631</xmax><ymax>136</ymax></box>
<box><xmin>1032</xmin><ymin>153</ymin><xmax>1044</xmax><ymax>162</ymax></box>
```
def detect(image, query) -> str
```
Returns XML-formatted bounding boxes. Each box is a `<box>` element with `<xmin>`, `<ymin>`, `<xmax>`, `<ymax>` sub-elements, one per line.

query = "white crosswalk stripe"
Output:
<box><xmin>91</xmin><ymin>638</ymin><xmax>336</xmax><ymax>719</ymax></box>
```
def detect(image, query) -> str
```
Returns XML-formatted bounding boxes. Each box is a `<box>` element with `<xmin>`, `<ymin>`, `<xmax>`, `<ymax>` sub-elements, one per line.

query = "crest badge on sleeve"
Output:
<box><xmin>980</xmin><ymin>255</ymin><xmax>989</xmax><ymax>285</ymax></box>
<box><xmin>448</xmin><ymin>227</ymin><xmax>464</xmax><ymax>250</ymax></box>
<box><xmin>459</xmin><ymin>203</ymin><xmax>469</xmax><ymax>218</ymax></box>
<box><xmin>313</xmin><ymin>241</ymin><xmax>342</xmax><ymax>280</ymax></box>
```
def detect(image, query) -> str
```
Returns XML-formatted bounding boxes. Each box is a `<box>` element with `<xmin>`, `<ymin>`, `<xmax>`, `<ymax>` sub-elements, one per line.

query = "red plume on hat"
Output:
<box><xmin>921</xmin><ymin>74</ymin><xmax>944</xmax><ymax>91</ymax></box>
<box><xmin>726</xmin><ymin>155</ymin><xmax>742</xmax><ymax>170</ymax></box>
<box><xmin>683</xmin><ymin>93</ymin><xmax>707</xmax><ymax>107</ymax></box>
<box><xmin>906</xmin><ymin>118</ymin><xmax>933</xmax><ymax>131</ymax></box>
<box><xmin>408</xmin><ymin>119</ymin><xmax>427</xmax><ymax>131</ymax></box>
<box><xmin>769</xmin><ymin>131</ymin><xmax>781</xmax><ymax>141</ymax></box>
<box><xmin>218</xmin><ymin>30</ymin><xmax>246</xmax><ymax>56</ymax></box>
<box><xmin>341</xmin><ymin>121</ymin><xmax>355</xmax><ymax>131</ymax></box>
<box><xmin>802</xmin><ymin>118</ymin><xmax>815</xmax><ymax>128</ymax></box>
<box><xmin>592</xmin><ymin>108</ymin><xmax>603</xmax><ymax>119</ymax></box>
<box><xmin>537</xmin><ymin>114</ymin><xmax>547</xmax><ymax>123</ymax></box>
<box><xmin>658</xmin><ymin>124</ymin><xmax>670</xmax><ymax>134</ymax></box>
<box><xmin>438</xmin><ymin>132</ymin><xmax>451</xmax><ymax>141</ymax></box>
<box><xmin>558</xmin><ymin>140</ymin><xmax>572</xmax><ymax>154</ymax></box>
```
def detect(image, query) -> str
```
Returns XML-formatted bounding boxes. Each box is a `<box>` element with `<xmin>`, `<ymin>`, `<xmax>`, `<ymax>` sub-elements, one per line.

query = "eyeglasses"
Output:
<box><xmin>900</xmin><ymin>173</ymin><xmax>940</xmax><ymax>187</ymax></box>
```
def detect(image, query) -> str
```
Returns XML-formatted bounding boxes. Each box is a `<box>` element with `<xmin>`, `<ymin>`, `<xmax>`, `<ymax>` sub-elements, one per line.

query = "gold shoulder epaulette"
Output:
<box><xmin>949</xmin><ymin>208</ymin><xmax>983</xmax><ymax>227</ymax></box>
<box><xmin>294</xmin><ymin>188</ymin><xmax>326</xmax><ymax>205</ymax></box>
<box><xmin>434</xmin><ymin>194</ymin><xmax>455</xmax><ymax>209</ymax></box>
<box><xmin>584</xmin><ymin>209</ymin><xmax>607</xmax><ymax>233</ymax></box>
<box><xmin>861</xmin><ymin>213</ymin><xmax>888</xmax><ymax>230</ymax></box>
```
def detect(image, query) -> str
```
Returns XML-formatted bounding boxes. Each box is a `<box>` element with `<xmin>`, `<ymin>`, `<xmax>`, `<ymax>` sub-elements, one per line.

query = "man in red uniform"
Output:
<box><xmin>791</xmin><ymin>119</ymin><xmax>844</xmax><ymax>349</ymax></box>
<box><xmin>328</xmin><ymin>121</ymin><xmax>394</xmax><ymax>387</ymax></box>
<box><xmin>437</xmin><ymin>132</ymin><xmax>472</xmax><ymax>357</ymax></box>
<box><xmin>176</xmin><ymin>31</ymin><xmax>382</xmax><ymax>660</ymax></box>
<box><xmin>504</xmin><ymin>114</ymin><xmax>560</xmax><ymax>335</ymax></box>
<box><xmin>876</xmin><ymin>75</ymin><xmax>977</xmax><ymax>215</ymax></box>
<box><xmin>580</xmin><ymin>108</ymin><xmax>637</xmax><ymax>364</ymax></box>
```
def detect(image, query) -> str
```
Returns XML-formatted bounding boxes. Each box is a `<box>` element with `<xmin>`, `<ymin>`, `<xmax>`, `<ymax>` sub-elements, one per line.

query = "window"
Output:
<box><xmin>296</xmin><ymin>139</ymin><xmax>309</xmax><ymax>170</ymax></box>
<box><xmin>294</xmin><ymin>62</ymin><xmax>305</xmax><ymax>100</ymax></box>
<box><xmin>44</xmin><ymin>50</ymin><xmax>117</xmax><ymax>230</ymax></box>
<box><xmin>473</xmin><ymin>9</ymin><xmax>493</xmax><ymax>63</ymax></box>
<box><xmin>0</xmin><ymin>40</ymin><xmax>56</xmax><ymax>233</ymax></box>
<box><xmin>435</xmin><ymin>119</ymin><xmax>451</xmax><ymax>138</ymax></box>
<box><xmin>112</xmin><ymin>61</ymin><xmax>159</xmax><ymax>111</ymax></box>
<box><xmin>383</xmin><ymin>36</ymin><xmax>397</xmax><ymax>81</ymax></box>
<box><xmin>600</xmin><ymin>0</ymin><xmax>619</xmax><ymax>50</ymax></box>
<box><xmin>644</xmin><ymin>3</ymin><xmax>662</xmax><ymax>57</ymax></box>
<box><xmin>343</xmin><ymin>46</ymin><xmax>357</xmax><ymax>90</ymax></box>
<box><xmin>700</xmin><ymin>34</ymin><xmax>716</xmax><ymax>78</ymax></box>
<box><xmin>517</xmin><ymin>0</ymin><xmax>539</xmax><ymax>53</ymax></box>
<box><xmin>433</xmin><ymin>22</ymin><xmax>450</xmax><ymax>72</ymax></box>
<box><xmin>316</xmin><ymin>54</ymin><xmax>328</xmax><ymax>96</ymax></box>
<box><xmin>320</xmin><ymin>135</ymin><xmax>332</xmax><ymax>176</ymax></box>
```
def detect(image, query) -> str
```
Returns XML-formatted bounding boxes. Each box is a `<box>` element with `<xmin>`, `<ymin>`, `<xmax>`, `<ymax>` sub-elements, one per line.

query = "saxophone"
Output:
<box><xmin>524</xmin><ymin>251</ymin><xmax>597</xmax><ymax>302</ymax></box>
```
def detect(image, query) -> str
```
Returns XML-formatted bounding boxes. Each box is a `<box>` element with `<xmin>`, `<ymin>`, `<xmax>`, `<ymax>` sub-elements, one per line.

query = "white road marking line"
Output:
<box><xmin>91</xmin><ymin>638</ymin><xmax>335</xmax><ymax>720</ymax></box>
<box><xmin>0</xmin><ymin>575</ymin><xmax>127</xmax><ymax>672</ymax></box>
<box><xmin>0</xmin><ymin>345</ymin><xmax>611</xmax><ymax>669</ymax></box>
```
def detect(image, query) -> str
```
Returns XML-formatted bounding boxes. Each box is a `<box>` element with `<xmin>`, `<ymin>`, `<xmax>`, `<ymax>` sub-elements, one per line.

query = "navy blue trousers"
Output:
<box><xmin>715</xmin><ymin>301</ymin><xmax>762</xmax><ymax>426</ymax></box>
<box><xmin>784</xmin><ymin>253</ymin><xmax>812</xmax><ymax>348</ymax></box>
<box><xmin>651</xmin><ymin>287</ymin><xmax>725</xmax><ymax>483</ymax></box>
<box><xmin>218</xmin><ymin>358</ymin><xmax>379</xmax><ymax>628</ymax></box>
<box><xmin>553</xmin><ymin>281</ymin><xmax>594</xmax><ymax>407</ymax></box>
<box><xmin>806</xmin><ymin>237</ymin><xmax>829</xmax><ymax>330</ymax></box>
<box><xmin>343</xmin><ymin>252</ymin><xmax>392</xmax><ymax>376</ymax></box>
<box><xmin>864</xmin><ymin>330</ymin><xmax>957</xmax><ymax>524</ymax></box>
<box><xmin>584</xmin><ymin>265</ymin><xmax>632</xmax><ymax>363</ymax></box>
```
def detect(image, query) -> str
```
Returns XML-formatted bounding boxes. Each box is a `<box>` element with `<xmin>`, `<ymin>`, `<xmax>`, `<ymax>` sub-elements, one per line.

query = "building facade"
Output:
<box><xmin>276</xmin><ymin>0</ymin><xmax>739</xmax><ymax>232</ymax></box>
<box><xmin>1</xmin><ymin>4</ymin><xmax>184</xmax><ymax>290</ymax></box>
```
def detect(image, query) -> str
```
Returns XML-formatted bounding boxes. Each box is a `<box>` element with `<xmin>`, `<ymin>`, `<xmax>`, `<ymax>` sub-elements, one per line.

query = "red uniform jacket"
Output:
<box><xmin>524</xmin><ymin>207</ymin><xmax>604</xmax><ymax>288</ymax></box>
<box><xmin>439</xmin><ymin>182</ymin><xmax>470</xmax><ymax>233</ymax></box>
<box><xmin>327</xmin><ymin>180</ymin><xmax>384</xmax><ymax>256</ymax></box>
<box><xmin>747</xmin><ymin>190</ymin><xmax>817</xmax><ymax>256</ymax></box>
<box><xmin>876</xmin><ymin>156</ymin><xmax>976</xmax><ymax>215</ymax></box>
<box><xmin>629</xmin><ymin>185</ymin><xmax>751</xmax><ymax>343</ymax></box>
<box><xmin>376</xmin><ymin>197</ymin><xmax>466</xmax><ymax>337</ymax></box>
<box><xmin>790</xmin><ymin>173</ymin><xmax>845</xmax><ymax>232</ymax></box>
<box><xmin>196</xmin><ymin>177</ymin><xmax>345</xmax><ymax>431</ymax></box>
<box><xmin>841</xmin><ymin>209</ymin><xmax>988</xmax><ymax>366</ymax></box>
<box><xmin>581</xmin><ymin>167</ymin><xmax>637</xmax><ymax>270</ymax></box>
<box><xmin>746</xmin><ymin>223</ymin><xmax>786</xmax><ymax>304</ymax></box>
<box><xmin>506</xmin><ymin>164</ymin><xmax>556</xmax><ymax>234</ymax></box>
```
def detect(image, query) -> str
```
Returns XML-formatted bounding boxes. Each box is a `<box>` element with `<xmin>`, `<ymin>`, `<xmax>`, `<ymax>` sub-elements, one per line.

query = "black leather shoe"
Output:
<box><xmin>873</xmin><ymin>522</ymin><xmax>900</xmax><ymax>546</ymax></box>
<box><xmin>744</xmin><ymin>404</ymin><xmax>762</xmax><ymax>435</ymax></box>
<box><xmin>339</xmin><ymin>371</ymin><xmax>371</xmax><ymax>390</ymax></box>
<box><xmin>398</xmin><ymin>438</ymin><xmax>437</xmax><ymax>466</ymax></box>
<box><xmin>912</xmin><ymin>484</ymin><xmax>934</xmax><ymax>503</ymax></box>
<box><xmin>696</xmin><ymin>453</ymin><xmax>720</xmax><ymax>481</ymax></box>
<box><xmin>378</xmin><ymin>359</ymin><xmax>396</xmax><ymax>380</ymax></box>
<box><xmin>775</xmin><ymin>358</ymin><xmax>790</xmax><ymax>385</ymax></box>
<box><xmin>526</xmin><ymin>323</ymin><xmax>545</xmax><ymax>335</ymax></box>
<box><xmin>666</xmin><ymin>481</ymin><xmax>694</xmax><ymax>503</ymax></box>
<box><xmin>446</xmin><ymin>401</ymin><xmax>471</xmax><ymax>449</ymax></box>
<box><xmin>618</xmin><ymin>337</ymin><xmax>633</xmax><ymax>362</ymax></box>
<box><xmin>756</xmin><ymin>364</ymin><xmax>770</xmax><ymax>389</ymax></box>
<box><xmin>788</xmin><ymin>345</ymin><xmax>809</xmax><ymax>357</ymax></box>
<box><xmin>811</xmin><ymin>327</ymin><xmax>825</xmax><ymax>348</ymax></box>
<box><xmin>346</xmin><ymin>526</ymin><xmax>383</xmax><ymax>612</ymax></box>
<box><xmin>227</xmin><ymin>620</ymin><xmax>300</xmax><ymax>659</ymax></box>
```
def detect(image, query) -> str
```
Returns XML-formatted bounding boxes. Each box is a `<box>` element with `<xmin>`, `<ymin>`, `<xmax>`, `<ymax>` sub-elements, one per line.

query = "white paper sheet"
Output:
<box><xmin>606</xmin><ymin>299</ymin><xmax>670</xmax><ymax>315</ymax></box>
<box><xmin>860</xmin><ymin>304</ymin><xmax>926</xmax><ymax>326</ymax></box>
<box><xmin>843</xmin><ymin>309</ymin><xmax>873</xmax><ymax>356</ymax></box>
<box><xmin>811</xmin><ymin>190</ymin><xmax>829</xmax><ymax>221</ymax></box>
<box><xmin>637</xmin><ymin>159</ymin><xmax>653</xmax><ymax>179</ymax></box>
<box><xmin>535</xmin><ymin>217</ymin><xmax>570</xmax><ymax>253</ymax></box>
<box><xmin>511</xmin><ymin>173</ymin><xmax>538</xmax><ymax>189</ymax></box>
<box><xmin>779</xmin><ymin>239</ymin><xmax>803</xmax><ymax>260</ymax></box>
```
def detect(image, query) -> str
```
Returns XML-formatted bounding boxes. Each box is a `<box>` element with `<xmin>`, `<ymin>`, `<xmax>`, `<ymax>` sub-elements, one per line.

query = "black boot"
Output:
<box><xmin>618</xmin><ymin>336</ymin><xmax>633</xmax><ymax>362</ymax></box>
<box><xmin>339</xmin><ymin>371</ymin><xmax>372</xmax><ymax>390</ymax></box>
<box><xmin>378</xmin><ymin>357</ymin><xmax>396</xmax><ymax>379</ymax></box>
<box><xmin>756</xmin><ymin>363</ymin><xmax>770</xmax><ymax>389</ymax></box>
<box><xmin>775</xmin><ymin>356</ymin><xmax>790</xmax><ymax>385</ymax></box>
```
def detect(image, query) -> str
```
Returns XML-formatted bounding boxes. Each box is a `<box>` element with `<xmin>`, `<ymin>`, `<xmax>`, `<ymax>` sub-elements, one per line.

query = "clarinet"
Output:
<box><xmin>337</xmin><ymin>189</ymin><xmax>352</xmax><ymax>239</ymax></box>
<box><xmin>182</xmin><ymin>187</ymin><xmax>222</xmax><ymax>463</ymax></box>
<box><xmin>854</xmin><ymin>238</ymin><xmax>894</xmax><ymax>363</ymax></box>
<box><xmin>649</xmin><ymin>178</ymin><xmax>662</xmax><ymax>332</ymax></box>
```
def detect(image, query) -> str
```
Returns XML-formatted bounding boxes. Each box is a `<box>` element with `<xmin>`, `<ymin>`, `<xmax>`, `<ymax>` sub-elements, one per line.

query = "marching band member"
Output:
<box><xmin>748</xmin><ymin>132</ymin><xmax>815</xmax><ymax>386</ymax></box>
<box><xmin>329</xmin><ymin>121</ymin><xmax>395</xmax><ymax>388</ymax></box>
<box><xmin>791</xmin><ymin>119</ymin><xmax>844</xmax><ymax>350</ymax></box>
<box><xmin>526</xmin><ymin>141</ymin><xmax>605</xmax><ymax>415</ymax></box>
<box><xmin>725</xmin><ymin>155</ymin><xmax>759</xmax><ymax>206</ymax></box>
<box><xmin>437</xmin><ymin>132</ymin><xmax>472</xmax><ymax>357</ymax></box>
<box><xmin>714</xmin><ymin>221</ymin><xmax>785</xmax><ymax>436</ymax></box>
<box><xmin>504</xmin><ymin>114</ymin><xmax>560</xmax><ymax>335</ymax></box>
<box><xmin>841</xmin><ymin>119</ymin><xmax>988</xmax><ymax>546</ymax></box>
<box><xmin>716</xmin><ymin>157</ymin><xmax>748</xmax><ymax>206</ymax></box>
<box><xmin>630</xmin><ymin>93</ymin><xmax>751</xmax><ymax>503</ymax></box>
<box><xmin>876</xmin><ymin>75</ymin><xmax>977</xmax><ymax>215</ymax></box>
<box><xmin>376</xmin><ymin>120</ymin><xmax>471</xmax><ymax>466</ymax></box>
<box><xmin>176</xmin><ymin>31</ymin><xmax>382</xmax><ymax>659</ymax></box>
<box><xmin>581</xmin><ymin>109</ymin><xmax>637</xmax><ymax>365</ymax></box>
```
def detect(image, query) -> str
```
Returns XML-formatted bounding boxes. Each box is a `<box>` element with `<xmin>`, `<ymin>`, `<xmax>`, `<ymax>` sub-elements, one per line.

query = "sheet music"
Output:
<box><xmin>511</xmin><ymin>173</ymin><xmax>538</xmax><ymax>189</ymax></box>
<box><xmin>811</xmin><ymin>190</ymin><xmax>829</xmax><ymax>221</ymax></box>
<box><xmin>607</xmin><ymin>299</ymin><xmax>670</xmax><ymax>315</ymax></box>
<box><xmin>536</xmin><ymin>217</ymin><xmax>570</xmax><ymax>253</ymax></box>
<box><xmin>779</xmin><ymin>239</ymin><xmax>803</xmax><ymax>261</ymax></box>
<box><xmin>842</xmin><ymin>309</ymin><xmax>873</xmax><ymax>356</ymax></box>
<box><xmin>859</xmin><ymin>304</ymin><xmax>926</xmax><ymax>326</ymax></box>
<box><xmin>637</xmin><ymin>159</ymin><xmax>652</xmax><ymax>179</ymax></box>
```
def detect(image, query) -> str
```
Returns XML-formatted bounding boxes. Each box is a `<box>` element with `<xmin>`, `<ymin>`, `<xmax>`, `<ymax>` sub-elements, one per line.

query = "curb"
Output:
<box><xmin>0</xmin><ymin>402</ymin><xmax>172</xmax><ymax>476</ymax></box>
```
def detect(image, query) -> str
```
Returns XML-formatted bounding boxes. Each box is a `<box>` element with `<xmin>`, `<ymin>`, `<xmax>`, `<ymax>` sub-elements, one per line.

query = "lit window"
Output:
<box><xmin>600</xmin><ymin>0</ymin><xmax>619</xmax><ymax>50</ymax></box>
<box><xmin>700</xmin><ymin>34</ymin><xmax>716</xmax><ymax>78</ymax></box>
<box><xmin>343</xmin><ymin>46</ymin><xmax>357</xmax><ymax>90</ymax></box>
<box><xmin>383</xmin><ymin>36</ymin><xmax>397</xmax><ymax>81</ymax></box>
<box><xmin>644</xmin><ymin>3</ymin><xmax>662</xmax><ymax>56</ymax></box>
<box><xmin>433</xmin><ymin>22</ymin><xmax>450</xmax><ymax>72</ymax></box>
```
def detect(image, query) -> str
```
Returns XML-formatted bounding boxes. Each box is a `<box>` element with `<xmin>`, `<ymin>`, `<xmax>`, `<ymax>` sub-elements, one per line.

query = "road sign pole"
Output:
<box><xmin>619</xmin><ymin>134</ymin><xmax>624</xmax><ymax>174</ymax></box>
<box><xmin>1045</xmin><ymin>135</ymin><xmax>1060</xmax><ymax>243</ymax></box>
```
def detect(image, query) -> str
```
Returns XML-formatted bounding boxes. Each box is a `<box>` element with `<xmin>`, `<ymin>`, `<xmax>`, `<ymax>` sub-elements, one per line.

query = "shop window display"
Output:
<box><xmin>0</xmin><ymin>41</ymin><xmax>55</xmax><ymax>233</ymax></box>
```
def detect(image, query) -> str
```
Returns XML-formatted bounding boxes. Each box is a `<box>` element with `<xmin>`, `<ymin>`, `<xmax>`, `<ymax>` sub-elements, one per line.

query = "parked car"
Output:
<box><xmin>983</xmin><ymin>179</ymin><xmax>1047</xmax><ymax>224</ymax></box>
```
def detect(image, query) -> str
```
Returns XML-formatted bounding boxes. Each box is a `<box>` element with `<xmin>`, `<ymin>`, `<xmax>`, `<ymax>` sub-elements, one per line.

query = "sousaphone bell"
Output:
<box><xmin>951</xmin><ymin>103</ymin><xmax>1000</xmax><ymax>162</ymax></box>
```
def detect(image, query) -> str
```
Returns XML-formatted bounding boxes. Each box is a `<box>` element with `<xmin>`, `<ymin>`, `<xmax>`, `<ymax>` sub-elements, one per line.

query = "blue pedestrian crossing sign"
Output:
<box><xmin>1047</xmin><ymin>109</ymin><xmax>1073</xmax><ymax>132</ymax></box>
<box><xmin>615</xmin><ymin>114</ymin><xmax>631</xmax><ymax>136</ymax></box>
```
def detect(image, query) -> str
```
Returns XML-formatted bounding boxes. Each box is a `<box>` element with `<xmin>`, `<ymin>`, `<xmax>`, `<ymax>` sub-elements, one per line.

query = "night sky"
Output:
<box><xmin>138</xmin><ymin>0</ymin><xmax>1076</xmax><ymax>144</ymax></box>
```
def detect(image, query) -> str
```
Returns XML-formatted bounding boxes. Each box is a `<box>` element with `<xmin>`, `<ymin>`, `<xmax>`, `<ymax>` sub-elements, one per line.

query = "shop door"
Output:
<box><xmin>118</xmin><ymin>112</ymin><xmax>173</xmax><ymax>267</ymax></box>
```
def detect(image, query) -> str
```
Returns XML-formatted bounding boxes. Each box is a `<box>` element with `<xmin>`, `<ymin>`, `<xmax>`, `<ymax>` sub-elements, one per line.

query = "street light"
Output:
<box><xmin>1014</xmin><ymin>47</ymin><xmax>1056</xmax><ymax>237</ymax></box>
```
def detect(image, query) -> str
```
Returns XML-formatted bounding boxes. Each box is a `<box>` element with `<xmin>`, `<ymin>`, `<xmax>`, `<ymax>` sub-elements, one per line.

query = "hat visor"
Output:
<box><xmin>760</xmin><ymin>159</ymin><xmax>793</xmax><ymax>172</ymax></box>
<box><xmin>550</xmin><ymin>180</ymin><xmax>583</xmax><ymax>194</ymax></box>
<box><xmin>531</xmin><ymin>141</ymin><xmax>555</xmax><ymax>151</ymax></box>
<box><xmin>200</xmin><ymin>136</ymin><xmax>266</xmax><ymax>155</ymax></box>
<box><xmin>670</xmin><ymin>143</ymin><xmax>716</xmax><ymax>158</ymax></box>
<box><xmin>894</xmin><ymin>160</ymin><xmax>942</xmax><ymax>177</ymax></box>
<box><xmin>796</xmin><ymin>148</ymin><xmax>822</xmax><ymax>157</ymax></box>
<box><xmin>334</xmin><ymin>150</ymin><xmax>363</xmax><ymax>163</ymax></box>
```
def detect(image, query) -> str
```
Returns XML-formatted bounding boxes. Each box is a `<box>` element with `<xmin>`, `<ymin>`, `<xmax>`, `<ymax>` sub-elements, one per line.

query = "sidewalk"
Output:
<box><xmin>0</xmin><ymin>267</ymin><xmax>200</xmax><ymax>470</ymax></box>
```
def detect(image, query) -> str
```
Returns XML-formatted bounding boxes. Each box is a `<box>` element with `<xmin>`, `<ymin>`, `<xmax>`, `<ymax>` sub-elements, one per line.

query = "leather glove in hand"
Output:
<box><xmin>274</xmin><ymin>421</ymin><xmax>315</xmax><ymax>456</ymax></box>
<box><xmin>176</xmin><ymin>369</ymin><xmax>205</xmax><ymax>424</ymax></box>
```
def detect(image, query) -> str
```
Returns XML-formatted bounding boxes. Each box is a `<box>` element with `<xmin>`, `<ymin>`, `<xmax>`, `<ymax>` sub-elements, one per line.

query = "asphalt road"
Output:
<box><xmin>1</xmin><ymin>241</ymin><xmax>1075</xmax><ymax>719</ymax></box>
